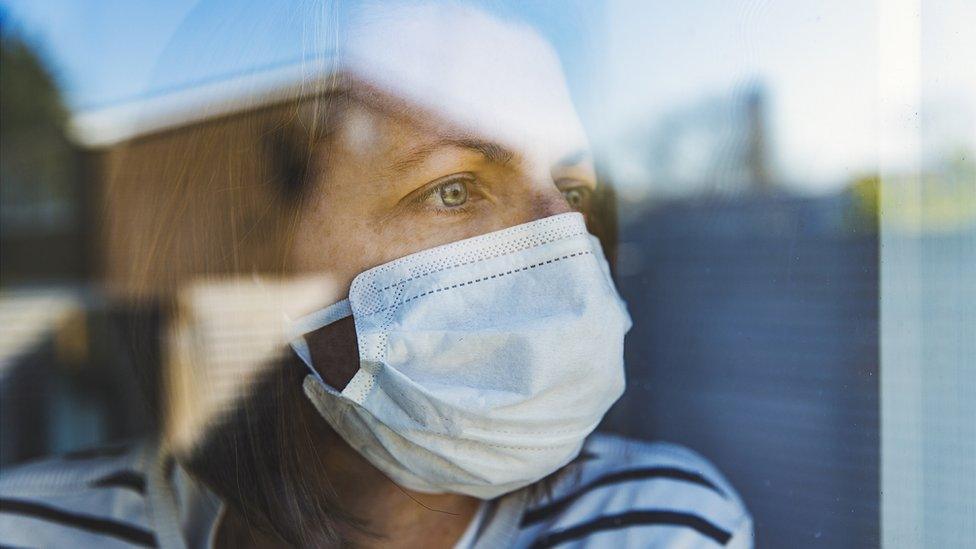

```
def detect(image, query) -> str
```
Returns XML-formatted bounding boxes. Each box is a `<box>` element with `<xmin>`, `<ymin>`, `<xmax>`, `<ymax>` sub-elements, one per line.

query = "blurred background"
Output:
<box><xmin>0</xmin><ymin>1</ymin><xmax>972</xmax><ymax>547</ymax></box>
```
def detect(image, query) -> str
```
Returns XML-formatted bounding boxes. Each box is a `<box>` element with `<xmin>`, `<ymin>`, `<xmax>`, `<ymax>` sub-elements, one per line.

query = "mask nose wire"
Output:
<box><xmin>285</xmin><ymin>298</ymin><xmax>353</xmax><ymax>380</ymax></box>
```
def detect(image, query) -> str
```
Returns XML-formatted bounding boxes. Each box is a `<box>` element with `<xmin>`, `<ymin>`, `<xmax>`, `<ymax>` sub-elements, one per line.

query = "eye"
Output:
<box><xmin>436</xmin><ymin>179</ymin><xmax>469</xmax><ymax>207</ymax></box>
<box><xmin>562</xmin><ymin>187</ymin><xmax>590</xmax><ymax>210</ymax></box>
<box><xmin>411</xmin><ymin>175</ymin><xmax>482</xmax><ymax>215</ymax></box>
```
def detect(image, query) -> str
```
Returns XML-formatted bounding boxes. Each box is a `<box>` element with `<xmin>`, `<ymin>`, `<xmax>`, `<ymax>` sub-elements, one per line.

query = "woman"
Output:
<box><xmin>0</xmin><ymin>3</ymin><xmax>751</xmax><ymax>547</ymax></box>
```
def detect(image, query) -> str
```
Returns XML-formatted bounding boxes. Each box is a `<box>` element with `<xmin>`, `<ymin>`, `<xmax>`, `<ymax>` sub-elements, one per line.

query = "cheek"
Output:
<box><xmin>290</xmin><ymin>201</ymin><xmax>377</xmax><ymax>292</ymax></box>
<box><xmin>291</xmin><ymin>160</ymin><xmax>391</xmax><ymax>284</ymax></box>
<box><xmin>358</xmin><ymin>218</ymin><xmax>453</xmax><ymax>268</ymax></box>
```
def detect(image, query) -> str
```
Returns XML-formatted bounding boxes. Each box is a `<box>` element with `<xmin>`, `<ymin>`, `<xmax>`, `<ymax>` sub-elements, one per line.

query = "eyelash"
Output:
<box><xmin>411</xmin><ymin>176</ymin><xmax>593</xmax><ymax>217</ymax></box>
<box><xmin>416</xmin><ymin>176</ymin><xmax>481</xmax><ymax>215</ymax></box>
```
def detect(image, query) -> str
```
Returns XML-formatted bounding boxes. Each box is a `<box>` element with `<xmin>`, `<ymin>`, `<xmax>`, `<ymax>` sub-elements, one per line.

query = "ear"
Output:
<box><xmin>263</xmin><ymin>121</ymin><xmax>312</xmax><ymax>201</ymax></box>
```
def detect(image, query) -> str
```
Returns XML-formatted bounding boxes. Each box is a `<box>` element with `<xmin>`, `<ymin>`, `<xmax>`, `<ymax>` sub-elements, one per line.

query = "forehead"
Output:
<box><xmin>337</xmin><ymin>2</ymin><xmax>588</xmax><ymax>157</ymax></box>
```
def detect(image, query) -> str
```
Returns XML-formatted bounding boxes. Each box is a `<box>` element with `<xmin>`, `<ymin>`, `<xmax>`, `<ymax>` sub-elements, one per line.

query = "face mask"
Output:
<box><xmin>288</xmin><ymin>212</ymin><xmax>631</xmax><ymax>499</ymax></box>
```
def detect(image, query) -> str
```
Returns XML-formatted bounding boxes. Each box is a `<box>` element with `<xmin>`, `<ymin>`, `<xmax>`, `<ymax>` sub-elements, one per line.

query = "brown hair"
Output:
<box><xmin>113</xmin><ymin>84</ymin><xmax>618</xmax><ymax>545</ymax></box>
<box><xmin>103</xmin><ymin>87</ymin><xmax>361</xmax><ymax>544</ymax></box>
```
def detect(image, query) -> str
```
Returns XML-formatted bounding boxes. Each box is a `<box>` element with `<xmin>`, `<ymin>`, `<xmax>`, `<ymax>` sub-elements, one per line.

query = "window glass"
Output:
<box><xmin>0</xmin><ymin>1</ymin><xmax>972</xmax><ymax>546</ymax></box>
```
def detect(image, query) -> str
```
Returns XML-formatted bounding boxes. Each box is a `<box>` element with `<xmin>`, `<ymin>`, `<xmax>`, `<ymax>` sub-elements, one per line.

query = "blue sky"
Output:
<box><xmin>0</xmin><ymin>0</ymin><xmax>601</xmax><ymax>110</ymax></box>
<box><xmin>3</xmin><ymin>1</ymin><xmax>972</xmax><ymax>195</ymax></box>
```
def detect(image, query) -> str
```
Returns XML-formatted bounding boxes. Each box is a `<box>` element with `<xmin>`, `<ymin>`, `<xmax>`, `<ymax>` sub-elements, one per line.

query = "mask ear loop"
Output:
<box><xmin>286</xmin><ymin>298</ymin><xmax>353</xmax><ymax>383</ymax></box>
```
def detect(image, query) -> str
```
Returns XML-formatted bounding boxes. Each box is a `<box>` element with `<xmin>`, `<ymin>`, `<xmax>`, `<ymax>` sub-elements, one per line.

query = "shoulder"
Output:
<box><xmin>0</xmin><ymin>441</ymin><xmax>158</xmax><ymax>548</ymax></box>
<box><xmin>517</xmin><ymin>433</ymin><xmax>752</xmax><ymax>548</ymax></box>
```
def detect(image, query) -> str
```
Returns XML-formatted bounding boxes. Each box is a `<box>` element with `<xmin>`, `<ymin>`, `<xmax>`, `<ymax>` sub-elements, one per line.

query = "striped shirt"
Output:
<box><xmin>0</xmin><ymin>433</ymin><xmax>751</xmax><ymax>548</ymax></box>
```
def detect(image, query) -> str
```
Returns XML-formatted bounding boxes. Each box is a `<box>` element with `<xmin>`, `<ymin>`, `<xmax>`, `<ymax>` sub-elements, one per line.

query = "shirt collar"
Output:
<box><xmin>145</xmin><ymin>441</ymin><xmax>224</xmax><ymax>549</ymax></box>
<box><xmin>145</xmin><ymin>439</ymin><xmax>531</xmax><ymax>549</ymax></box>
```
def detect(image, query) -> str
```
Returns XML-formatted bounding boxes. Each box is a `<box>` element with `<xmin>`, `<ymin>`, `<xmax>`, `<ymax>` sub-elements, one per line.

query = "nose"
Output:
<box><xmin>500</xmin><ymin>173</ymin><xmax>574</xmax><ymax>229</ymax></box>
<box><xmin>524</xmin><ymin>182</ymin><xmax>572</xmax><ymax>224</ymax></box>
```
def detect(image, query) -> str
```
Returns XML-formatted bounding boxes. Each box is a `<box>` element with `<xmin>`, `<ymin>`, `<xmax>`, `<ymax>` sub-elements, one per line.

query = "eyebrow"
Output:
<box><xmin>555</xmin><ymin>150</ymin><xmax>592</xmax><ymax>168</ymax></box>
<box><xmin>389</xmin><ymin>138</ymin><xmax>516</xmax><ymax>175</ymax></box>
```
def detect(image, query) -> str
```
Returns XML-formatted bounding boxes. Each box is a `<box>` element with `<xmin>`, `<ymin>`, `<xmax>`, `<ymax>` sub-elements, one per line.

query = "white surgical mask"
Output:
<box><xmin>289</xmin><ymin>212</ymin><xmax>631</xmax><ymax>499</ymax></box>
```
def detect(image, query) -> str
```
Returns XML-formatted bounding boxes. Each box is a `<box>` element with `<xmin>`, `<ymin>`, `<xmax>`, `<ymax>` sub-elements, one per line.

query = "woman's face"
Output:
<box><xmin>290</xmin><ymin>95</ymin><xmax>597</xmax><ymax>299</ymax></box>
